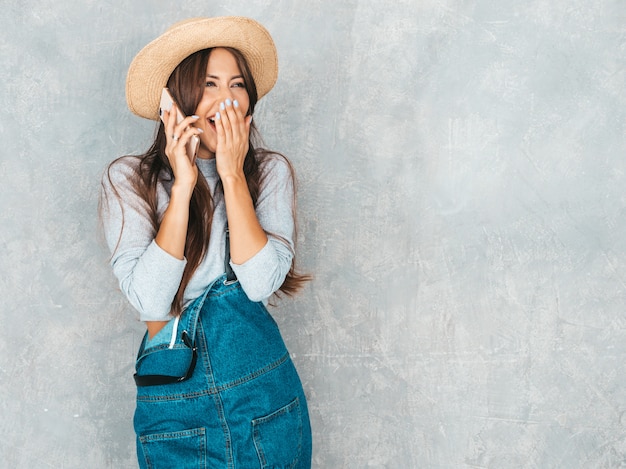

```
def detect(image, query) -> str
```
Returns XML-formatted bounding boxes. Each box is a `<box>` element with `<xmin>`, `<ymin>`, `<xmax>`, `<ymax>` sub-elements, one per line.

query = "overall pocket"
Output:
<box><xmin>138</xmin><ymin>427</ymin><xmax>207</xmax><ymax>469</ymax></box>
<box><xmin>135</xmin><ymin>343</ymin><xmax>194</xmax><ymax>379</ymax></box>
<box><xmin>252</xmin><ymin>397</ymin><xmax>303</xmax><ymax>469</ymax></box>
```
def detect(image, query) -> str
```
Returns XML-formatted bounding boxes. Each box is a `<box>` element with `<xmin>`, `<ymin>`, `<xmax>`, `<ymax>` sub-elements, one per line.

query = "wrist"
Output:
<box><xmin>220</xmin><ymin>172</ymin><xmax>247</xmax><ymax>188</ymax></box>
<box><xmin>170</xmin><ymin>182</ymin><xmax>195</xmax><ymax>201</ymax></box>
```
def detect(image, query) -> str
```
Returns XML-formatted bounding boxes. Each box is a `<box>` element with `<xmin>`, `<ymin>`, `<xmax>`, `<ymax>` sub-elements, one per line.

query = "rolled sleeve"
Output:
<box><xmin>114</xmin><ymin>240</ymin><xmax>187</xmax><ymax>321</ymax></box>
<box><xmin>231</xmin><ymin>237</ymin><xmax>293</xmax><ymax>302</ymax></box>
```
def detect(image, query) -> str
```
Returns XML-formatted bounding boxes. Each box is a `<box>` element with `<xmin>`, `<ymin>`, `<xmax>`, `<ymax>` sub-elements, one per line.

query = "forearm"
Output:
<box><xmin>149</xmin><ymin>185</ymin><xmax>192</xmax><ymax>338</ymax></box>
<box><xmin>222</xmin><ymin>174</ymin><xmax>268</xmax><ymax>264</ymax></box>
<box><xmin>155</xmin><ymin>185</ymin><xmax>193</xmax><ymax>260</ymax></box>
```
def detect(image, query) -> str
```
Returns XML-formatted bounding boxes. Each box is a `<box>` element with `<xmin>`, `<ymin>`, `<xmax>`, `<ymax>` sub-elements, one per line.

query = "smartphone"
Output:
<box><xmin>159</xmin><ymin>87</ymin><xmax>200</xmax><ymax>160</ymax></box>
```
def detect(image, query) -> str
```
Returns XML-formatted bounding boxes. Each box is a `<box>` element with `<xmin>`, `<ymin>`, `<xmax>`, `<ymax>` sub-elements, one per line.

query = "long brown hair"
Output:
<box><xmin>103</xmin><ymin>47</ymin><xmax>308</xmax><ymax>316</ymax></box>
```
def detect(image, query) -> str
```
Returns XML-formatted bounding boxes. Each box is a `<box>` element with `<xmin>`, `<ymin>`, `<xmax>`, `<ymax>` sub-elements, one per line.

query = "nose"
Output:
<box><xmin>218</xmin><ymin>87</ymin><xmax>234</xmax><ymax>104</ymax></box>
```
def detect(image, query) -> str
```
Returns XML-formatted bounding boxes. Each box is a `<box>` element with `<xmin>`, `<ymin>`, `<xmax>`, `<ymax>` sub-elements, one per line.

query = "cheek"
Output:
<box><xmin>194</xmin><ymin>99</ymin><xmax>209</xmax><ymax>116</ymax></box>
<box><xmin>199</xmin><ymin>131</ymin><xmax>216</xmax><ymax>150</ymax></box>
<box><xmin>195</xmin><ymin>91</ymin><xmax>215</xmax><ymax>113</ymax></box>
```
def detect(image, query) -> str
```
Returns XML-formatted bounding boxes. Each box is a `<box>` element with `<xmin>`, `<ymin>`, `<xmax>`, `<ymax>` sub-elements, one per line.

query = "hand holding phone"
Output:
<box><xmin>159</xmin><ymin>88</ymin><xmax>200</xmax><ymax>160</ymax></box>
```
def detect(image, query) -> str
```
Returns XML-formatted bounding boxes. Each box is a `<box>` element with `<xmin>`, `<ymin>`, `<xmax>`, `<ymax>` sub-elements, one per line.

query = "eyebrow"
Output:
<box><xmin>206</xmin><ymin>74</ymin><xmax>244</xmax><ymax>80</ymax></box>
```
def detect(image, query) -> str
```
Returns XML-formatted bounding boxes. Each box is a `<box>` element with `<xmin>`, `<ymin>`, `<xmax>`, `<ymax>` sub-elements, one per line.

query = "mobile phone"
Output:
<box><xmin>159</xmin><ymin>87</ymin><xmax>200</xmax><ymax>160</ymax></box>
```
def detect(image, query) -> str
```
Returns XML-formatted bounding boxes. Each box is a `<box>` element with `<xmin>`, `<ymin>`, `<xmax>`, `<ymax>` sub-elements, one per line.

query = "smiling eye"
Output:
<box><xmin>205</xmin><ymin>81</ymin><xmax>217</xmax><ymax>87</ymax></box>
<box><xmin>232</xmin><ymin>82</ymin><xmax>245</xmax><ymax>88</ymax></box>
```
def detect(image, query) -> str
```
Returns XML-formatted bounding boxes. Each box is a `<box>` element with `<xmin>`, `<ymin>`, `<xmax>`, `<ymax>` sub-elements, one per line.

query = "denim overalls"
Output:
<box><xmin>132</xmin><ymin>242</ymin><xmax>312</xmax><ymax>468</ymax></box>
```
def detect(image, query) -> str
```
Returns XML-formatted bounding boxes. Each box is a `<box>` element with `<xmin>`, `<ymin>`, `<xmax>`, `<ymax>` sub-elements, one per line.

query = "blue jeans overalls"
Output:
<box><xmin>132</xmin><ymin>236</ymin><xmax>312</xmax><ymax>468</ymax></box>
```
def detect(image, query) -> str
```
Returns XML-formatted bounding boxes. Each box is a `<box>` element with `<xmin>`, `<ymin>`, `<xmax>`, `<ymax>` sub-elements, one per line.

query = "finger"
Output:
<box><xmin>179</xmin><ymin>124</ymin><xmax>203</xmax><ymax>148</ymax></box>
<box><xmin>165</xmin><ymin>104</ymin><xmax>177</xmax><ymax>139</ymax></box>
<box><xmin>218</xmin><ymin>101</ymin><xmax>234</xmax><ymax>138</ymax></box>
<box><xmin>223</xmin><ymin>99</ymin><xmax>243</xmax><ymax>128</ymax></box>
<box><xmin>224</xmin><ymin>100</ymin><xmax>249</xmax><ymax>146</ymax></box>
<box><xmin>179</xmin><ymin>114</ymin><xmax>201</xmax><ymax>129</ymax></box>
<box><xmin>230</xmin><ymin>99</ymin><xmax>247</xmax><ymax>135</ymax></box>
<box><xmin>215</xmin><ymin>110</ymin><xmax>225</xmax><ymax>142</ymax></box>
<box><xmin>232</xmin><ymin>99</ymin><xmax>246</xmax><ymax>122</ymax></box>
<box><xmin>162</xmin><ymin>110</ymin><xmax>179</xmax><ymax>159</ymax></box>
<box><xmin>170</xmin><ymin>115</ymin><xmax>200</xmax><ymax>145</ymax></box>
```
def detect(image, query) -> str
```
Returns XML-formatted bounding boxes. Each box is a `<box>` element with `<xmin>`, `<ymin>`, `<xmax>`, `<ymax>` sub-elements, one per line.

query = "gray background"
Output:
<box><xmin>1</xmin><ymin>0</ymin><xmax>625</xmax><ymax>467</ymax></box>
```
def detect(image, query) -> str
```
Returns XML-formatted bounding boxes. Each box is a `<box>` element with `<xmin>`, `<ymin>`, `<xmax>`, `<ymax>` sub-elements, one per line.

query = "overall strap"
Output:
<box><xmin>182</xmin><ymin>227</ymin><xmax>237</xmax><ymax>342</ymax></box>
<box><xmin>224</xmin><ymin>227</ymin><xmax>238</xmax><ymax>284</ymax></box>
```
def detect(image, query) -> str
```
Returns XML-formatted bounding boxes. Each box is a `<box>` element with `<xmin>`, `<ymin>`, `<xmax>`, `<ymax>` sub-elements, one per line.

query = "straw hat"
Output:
<box><xmin>126</xmin><ymin>16</ymin><xmax>278</xmax><ymax>120</ymax></box>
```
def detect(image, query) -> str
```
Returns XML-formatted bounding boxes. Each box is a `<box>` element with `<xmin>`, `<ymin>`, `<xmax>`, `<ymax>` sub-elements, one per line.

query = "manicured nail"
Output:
<box><xmin>191</xmin><ymin>115</ymin><xmax>199</xmax><ymax>119</ymax></box>
<box><xmin>215</xmin><ymin>112</ymin><xmax>221</xmax><ymax>120</ymax></box>
<box><xmin>225</xmin><ymin>99</ymin><xmax>232</xmax><ymax>107</ymax></box>
<box><xmin>220</xmin><ymin>102</ymin><xmax>225</xmax><ymax>111</ymax></box>
<box><xmin>233</xmin><ymin>100</ymin><xmax>239</xmax><ymax>108</ymax></box>
<box><xmin>196</xmin><ymin>128</ymin><xmax>203</xmax><ymax>133</ymax></box>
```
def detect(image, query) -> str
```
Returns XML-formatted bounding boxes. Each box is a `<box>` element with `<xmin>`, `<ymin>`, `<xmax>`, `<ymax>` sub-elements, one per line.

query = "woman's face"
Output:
<box><xmin>193</xmin><ymin>47</ymin><xmax>250</xmax><ymax>159</ymax></box>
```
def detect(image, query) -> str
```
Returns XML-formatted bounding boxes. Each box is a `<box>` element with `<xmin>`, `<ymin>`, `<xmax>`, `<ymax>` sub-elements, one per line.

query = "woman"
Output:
<box><xmin>99</xmin><ymin>16</ymin><xmax>312</xmax><ymax>468</ymax></box>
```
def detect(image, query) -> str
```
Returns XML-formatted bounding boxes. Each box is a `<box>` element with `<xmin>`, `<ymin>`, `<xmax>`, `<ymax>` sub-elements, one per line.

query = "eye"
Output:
<box><xmin>205</xmin><ymin>81</ymin><xmax>217</xmax><ymax>87</ymax></box>
<box><xmin>232</xmin><ymin>82</ymin><xmax>246</xmax><ymax>88</ymax></box>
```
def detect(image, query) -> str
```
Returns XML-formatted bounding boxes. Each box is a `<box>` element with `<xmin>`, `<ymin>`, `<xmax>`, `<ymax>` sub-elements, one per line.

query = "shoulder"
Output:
<box><xmin>102</xmin><ymin>156</ymin><xmax>142</xmax><ymax>186</ymax></box>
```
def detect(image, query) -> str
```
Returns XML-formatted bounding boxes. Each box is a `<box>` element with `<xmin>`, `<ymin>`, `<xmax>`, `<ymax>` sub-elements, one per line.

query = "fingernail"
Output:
<box><xmin>220</xmin><ymin>102</ymin><xmax>225</xmax><ymax>111</ymax></box>
<box><xmin>191</xmin><ymin>115</ymin><xmax>199</xmax><ymax>119</ymax></box>
<box><xmin>225</xmin><ymin>99</ymin><xmax>232</xmax><ymax>107</ymax></box>
<box><xmin>196</xmin><ymin>128</ymin><xmax>204</xmax><ymax>133</ymax></box>
<box><xmin>215</xmin><ymin>112</ymin><xmax>221</xmax><ymax>120</ymax></box>
<box><xmin>233</xmin><ymin>100</ymin><xmax>239</xmax><ymax>108</ymax></box>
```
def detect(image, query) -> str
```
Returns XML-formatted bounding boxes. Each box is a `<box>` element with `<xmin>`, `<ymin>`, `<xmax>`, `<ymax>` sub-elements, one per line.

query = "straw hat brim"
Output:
<box><xmin>126</xmin><ymin>16</ymin><xmax>278</xmax><ymax>120</ymax></box>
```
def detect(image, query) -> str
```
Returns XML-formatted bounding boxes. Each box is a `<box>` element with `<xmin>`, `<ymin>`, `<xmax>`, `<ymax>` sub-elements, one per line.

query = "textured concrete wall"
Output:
<box><xmin>1</xmin><ymin>0</ymin><xmax>625</xmax><ymax>467</ymax></box>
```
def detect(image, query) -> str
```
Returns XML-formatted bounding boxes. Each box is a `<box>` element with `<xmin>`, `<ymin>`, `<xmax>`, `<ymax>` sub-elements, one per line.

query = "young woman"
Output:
<box><xmin>99</xmin><ymin>17</ymin><xmax>312</xmax><ymax>468</ymax></box>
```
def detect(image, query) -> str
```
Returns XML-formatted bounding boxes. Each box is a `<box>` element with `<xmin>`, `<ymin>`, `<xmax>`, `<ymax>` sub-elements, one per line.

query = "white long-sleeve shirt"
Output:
<box><xmin>100</xmin><ymin>154</ymin><xmax>295</xmax><ymax>321</ymax></box>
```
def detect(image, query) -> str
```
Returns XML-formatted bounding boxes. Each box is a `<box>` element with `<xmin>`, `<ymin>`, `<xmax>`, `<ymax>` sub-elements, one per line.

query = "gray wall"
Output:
<box><xmin>1</xmin><ymin>0</ymin><xmax>624</xmax><ymax>467</ymax></box>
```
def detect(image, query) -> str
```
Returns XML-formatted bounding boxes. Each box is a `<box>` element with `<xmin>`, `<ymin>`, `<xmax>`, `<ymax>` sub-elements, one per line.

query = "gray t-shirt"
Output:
<box><xmin>100</xmin><ymin>154</ymin><xmax>295</xmax><ymax>321</ymax></box>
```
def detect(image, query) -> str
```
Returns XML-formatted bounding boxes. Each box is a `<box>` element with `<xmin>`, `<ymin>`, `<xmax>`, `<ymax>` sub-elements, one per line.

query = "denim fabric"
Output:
<box><xmin>133</xmin><ymin>275</ymin><xmax>312</xmax><ymax>468</ymax></box>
